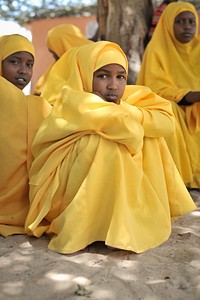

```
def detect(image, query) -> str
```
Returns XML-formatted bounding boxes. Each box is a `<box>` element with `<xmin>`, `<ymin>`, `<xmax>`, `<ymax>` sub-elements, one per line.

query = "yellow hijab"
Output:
<box><xmin>136</xmin><ymin>2</ymin><xmax>200</xmax><ymax>102</ymax></box>
<box><xmin>46</xmin><ymin>23</ymin><xmax>93</xmax><ymax>58</ymax></box>
<box><xmin>56</xmin><ymin>40</ymin><xmax>128</xmax><ymax>93</ymax></box>
<box><xmin>34</xmin><ymin>24</ymin><xmax>93</xmax><ymax>95</ymax></box>
<box><xmin>0</xmin><ymin>34</ymin><xmax>35</xmax><ymax>75</ymax></box>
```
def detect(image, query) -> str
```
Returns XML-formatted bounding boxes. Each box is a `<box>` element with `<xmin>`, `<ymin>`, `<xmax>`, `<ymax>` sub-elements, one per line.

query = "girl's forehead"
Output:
<box><xmin>96</xmin><ymin>63</ymin><xmax>126</xmax><ymax>72</ymax></box>
<box><xmin>175</xmin><ymin>11</ymin><xmax>195</xmax><ymax>19</ymax></box>
<box><xmin>6</xmin><ymin>51</ymin><xmax>34</xmax><ymax>59</ymax></box>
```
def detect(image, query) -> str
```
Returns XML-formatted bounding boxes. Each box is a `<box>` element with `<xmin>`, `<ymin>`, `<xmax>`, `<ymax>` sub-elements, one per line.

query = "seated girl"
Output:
<box><xmin>137</xmin><ymin>2</ymin><xmax>200</xmax><ymax>189</ymax></box>
<box><xmin>0</xmin><ymin>35</ymin><xmax>52</xmax><ymax>237</ymax></box>
<box><xmin>25</xmin><ymin>41</ymin><xmax>196</xmax><ymax>254</ymax></box>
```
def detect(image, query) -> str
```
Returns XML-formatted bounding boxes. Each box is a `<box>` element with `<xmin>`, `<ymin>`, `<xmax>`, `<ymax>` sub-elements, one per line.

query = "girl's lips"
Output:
<box><xmin>106</xmin><ymin>95</ymin><xmax>118</xmax><ymax>102</ymax></box>
<box><xmin>182</xmin><ymin>32</ymin><xmax>193</xmax><ymax>38</ymax></box>
<box><xmin>16</xmin><ymin>77</ymin><xmax>26</xmax><ymax>83</ymax></box>
<box><xmin>14</xmin><ymin>78</ymin><xmax>27</xmax><ymax>89</ymax></box>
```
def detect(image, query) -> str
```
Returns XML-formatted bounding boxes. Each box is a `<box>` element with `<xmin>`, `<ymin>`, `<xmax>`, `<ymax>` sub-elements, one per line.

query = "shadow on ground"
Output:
<box><xmin>0</xmin><ymin>190</ymin><xmax>200</xmax><ymax>300</ymax></box>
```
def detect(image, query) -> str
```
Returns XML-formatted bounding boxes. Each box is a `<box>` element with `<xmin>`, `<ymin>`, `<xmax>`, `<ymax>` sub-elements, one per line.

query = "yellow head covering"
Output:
<box><xmin>41</xmin><ymin>41</ymin><xmax>128</xmax><ymax>104</ymax></box>
<box><xmin>34</xmin><ymin>24</ymin><xmax>93</xmax><ymax>95</ymax></box>
<box><xmin>59</xmin><ymin>40</ymin><xmax>128</xmax><ymax>92</ymax></box>
<box><xmin>0</xmin><ymin>34</ymin><xmax>35</xmax><ymax>75</ymax></box>
<box><xmin>46</xmin><ymin>24</ymin><xmax>93</xmax><ymax>58</ymax></box>
<box><xmin>136</xmin><ymin>1</ymin><xmax>200</xmax><ymax>101</ymax></box>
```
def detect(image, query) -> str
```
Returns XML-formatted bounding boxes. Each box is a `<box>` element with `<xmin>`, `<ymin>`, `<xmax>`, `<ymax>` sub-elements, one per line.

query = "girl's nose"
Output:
<box><xmin>18</xmin><ymin>65</ymin><xmax>27</xmax><ymax>74</ymax></box>
<box><xmin>108</xmin><ymin>78</ymin><xmax>117</xmax><ymax>89</ymax></box>
<box><xmin>184</xmin><ymin>20</ymin><xmax>193</xmax><ymax>29</ymax></box>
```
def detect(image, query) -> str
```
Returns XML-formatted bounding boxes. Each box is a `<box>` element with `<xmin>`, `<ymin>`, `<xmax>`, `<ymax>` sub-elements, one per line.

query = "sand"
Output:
<box><xmin>0</xmin><ymin>189</ymin><xmax>200</xmax><ymax>300</ymax></box>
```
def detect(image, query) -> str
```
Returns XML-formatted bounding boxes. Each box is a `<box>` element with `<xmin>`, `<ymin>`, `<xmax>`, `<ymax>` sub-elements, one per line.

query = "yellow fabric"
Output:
<box><xmin>46</xmin><ymin>24</ymin><xmax>92</xmax><ymax>58</ymax></box>
<box><xmin>0</xmin><ymin>34</ymin><xmax>35</xmax><ymax>75</ymax></box>
<box><xmin>0</xmin><ymin>76</ymin><xmax>52</xmax><ymax>237</ymax></box>
<box><xmin>137</xmin><ymin>2</ymin><xmax>200</xmax><ymax>187</ymax></box>
<box><xmin>33</xmin><ymin>65</ymin><xmax>52</xmax><ymax>96</ymax></box>
<box><xmin>34</xmin><ymin>24</ymin><xmax>93</xmax><ymax>95</ymax></box>
<box><xmin>25</xmin><ymin>41</ymin><xmax>196</xmax><ymax>254</ymax></box>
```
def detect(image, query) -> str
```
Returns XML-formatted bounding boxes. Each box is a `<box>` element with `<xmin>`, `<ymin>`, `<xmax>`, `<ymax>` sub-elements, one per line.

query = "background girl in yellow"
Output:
<box><xmin>25</xmin><ymin>41</ymin><xmax>196</xmax><ymax>254</ymax></box>
<box><xmin>137</xmin><ymin>2</ymin><xmax>200</xmax><ymax>189</ymax></box>
<box><xmin>33</xmin><ymin>24</ymin><xmax>93</xmax><ymax>97</ymax></box>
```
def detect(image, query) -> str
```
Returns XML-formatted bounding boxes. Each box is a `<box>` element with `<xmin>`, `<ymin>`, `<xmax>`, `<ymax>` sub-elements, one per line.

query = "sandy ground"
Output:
<box><xmin>0</xmin><ymin>189</ymin><xmax>200</xmax><ymax>300</ymax></box>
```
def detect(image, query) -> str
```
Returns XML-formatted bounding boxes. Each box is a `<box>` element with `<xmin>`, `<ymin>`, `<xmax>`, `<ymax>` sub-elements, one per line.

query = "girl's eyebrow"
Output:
<box><xmin>7</xmin><ymin>54</ymin><xmax>21</xmax><ymax>59</ymax></box>
<box><xmin>8</xmin><ymin>53</ymin><xmax>34</xmax><ymax>60</ymax></box>
<box><xmin>95</xmin><ymin>68</ymin><xmax>110</xmax><ymax>73</ymax></box>
<box><xmin>95</xmin><ymin>68</ymin><xmax>126</xmax><ymax>74</ymax></box>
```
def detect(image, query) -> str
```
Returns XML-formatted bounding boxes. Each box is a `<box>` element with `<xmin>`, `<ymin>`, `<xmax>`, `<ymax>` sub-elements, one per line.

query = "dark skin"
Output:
<box><xmin>2</xmin><ymin>51</ymin><xmax>34</xmax><ymax>90</ymax></box>
<box><xmin>173</xmin><ymin>11</ymin><xmax>200</xmax><ymax>104</ymax></box>
<box><xmin>173</xmin><ymin>11</ymin><xmax>196</xmax><ymax>44</ymax></box>
<box><xmin>92</xmin><ymin>64</ymin><xmax>127</xmax><ymax>104</ymax></box>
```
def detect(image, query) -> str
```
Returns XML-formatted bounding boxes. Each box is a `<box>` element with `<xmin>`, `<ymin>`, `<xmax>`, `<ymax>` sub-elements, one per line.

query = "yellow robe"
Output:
<box><xmin>25</xmin><ymin>41</ymin><xmax>196</xmax><ymax>254</ymax></box>
<box><xmin>0</xmin><ymin>76</ymin><xmax>52</xmax><ymax>236</ymax></box>
<box><xmin>136</xmin><ymin>2</ymin><xmax>200</xmax><ymax>188</ymax></box>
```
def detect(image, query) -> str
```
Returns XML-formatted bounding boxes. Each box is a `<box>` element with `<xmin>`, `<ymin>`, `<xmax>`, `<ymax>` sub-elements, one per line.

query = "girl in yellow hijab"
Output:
<box><xmin>0</xmin><ymin>34</ymin><xmax>35</xmax><ymax>90</ymax></box>
<box><xmin>33</xmin><ymin>24</ymin><xmax>93</xmax><ymax>96</ymax></box>
<box><xmin>25</xmin><ymin>41</ymin><xmax>196</xmax><ymax>254</ymax></box>
<box><xmin>137</xmin><ymin>2</ymin><xmax>200</xmax><ymax>188</ymax></box>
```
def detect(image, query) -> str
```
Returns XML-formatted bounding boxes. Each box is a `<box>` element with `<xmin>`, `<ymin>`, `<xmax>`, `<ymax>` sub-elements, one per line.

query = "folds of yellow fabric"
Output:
<box><xmin>0</xmin><ymin>77</ymin><xmax>52</xmax><ymax>236</ymax></box>
<box><xmin>25</xmin><ymin>88</ymin><xmax>196</xmax><ymax>254</ymax></box>
<box><xmin>0</xmin><ymin>77</ymin><xmax>28</xmax><ymax>236</ymax></box>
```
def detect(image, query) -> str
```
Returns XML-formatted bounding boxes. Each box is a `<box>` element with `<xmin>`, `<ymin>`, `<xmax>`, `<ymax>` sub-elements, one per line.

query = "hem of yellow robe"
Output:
<box><xmin>25</xmin><ymin>203</ymin><xmax>197</xmax><ymax>254</ymax></box>
<box><xmin>47</xmin><ymin>235</ymin><xmax>171</xmax><ymax>255</ymax></box>
<box><xmin>0</xmin><ymin>225</ymin><xmax>25</xmax><ymax>237</ymax></box>
<box><xmin>26</xmin><ymin>224</ymin><xmax>50</xmax><ymax>238</ymax></box>
<box><xmin>186</xmin><ymin>174</ymin><xmax>200</xmax><ymax>189</ymax></box>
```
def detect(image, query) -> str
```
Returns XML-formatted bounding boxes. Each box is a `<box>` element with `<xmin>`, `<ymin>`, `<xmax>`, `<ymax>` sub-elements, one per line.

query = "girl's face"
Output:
<box><xmin>92</xmin><ymin>64</ymin><xmax>127</xmax><ymax>104</ymax></box>
<box><xmin>2</xmin><ymin>51</ymin><xmax>34</xmax><ymax>90</ymax></box>
<box><xmin>173</xmin><ymin>11</ymin><xmax>196</xmax><ymax>43</ymax></box>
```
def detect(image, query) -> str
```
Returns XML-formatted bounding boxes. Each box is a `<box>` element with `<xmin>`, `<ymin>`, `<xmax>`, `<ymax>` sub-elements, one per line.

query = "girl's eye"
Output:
<box><xmin>190</xmin><ymin>20</ymin><xmax>196</xmax><ymax>25</ymax></box>
<box><xmin>10</xmin><ymin>60</ymin><xmax>19</xmax><ymax>65</ymax></box>
<box><xmin>175</xmin><ymin>20</ymin><xmax>184</xmax><ymax>24</ymax></box>
<box><xmin>175</xmin><ymin>19</ymin><xmax>196</xmax><ymax>25</ymax></box>
<box><xmin>27</xmin><ymin>63</ymin><xmax>34</xmax><ymax>68</ymax></box>
<box><xmin>118</xmin><ymin>75</ymin><xmax>126</xmax><ymax>79</ymax></box>
<box><xmin>98</xmin><ymin>74</ymin><xmax>108</xmax><ymax>79</ymax></box>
